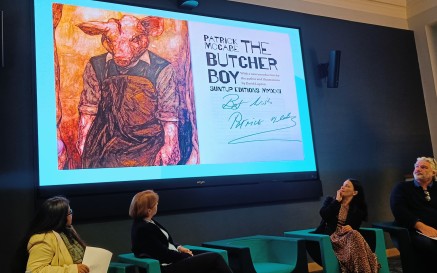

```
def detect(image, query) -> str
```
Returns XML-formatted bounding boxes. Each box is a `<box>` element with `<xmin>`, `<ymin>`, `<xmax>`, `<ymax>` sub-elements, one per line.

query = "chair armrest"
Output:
<box><xmin>108</xmin><ymin>262</ymin><xmax>136</xmax><ymax>273</ymax></box>
<box><xmin>359</xmin><ymin>228</ymin><xmax>389</xmax><ymax>273</ymax></box>
<box><xmin>372</xmin><ymin>222</ymin><xmax>411</xmax><ymax>238</ymax></box>
<box><xmin>183</xmin><ymin>244</ymin><xmax>229</xmax><ymax>264</ymax></box>
<box><xmin>284</xmin><ymin>229</ymin><xmax>338</xmax><ymax>271</ymax></box>
<box><xmin>284</xmin><ymin>229</ymin><xmax>333</xmax><ymax>251</ymax></box>
<box><xmin>358</xmin><ymin>227</ymin><xmax>382</xmax><ymax>251</ymax></box>
<box><xmin>372</xmin><ymin>222</ymin><xmax>412</xmax><ymax>250</ymax></box>
<box><xmin>251</xmin><ymin>235</ymin><xmax>308</xmax><ymax>273</ymax></box>
<box><xmin>283</xmin><ymin>229</ymin><xmax>332</xmax><ymax>254</ymax></box>
<box><xmin>204</xmin><ymin>236</ymin><xmax>308</xmax><ymax>273</ymax></box>
<box><xmin>118</xmin><ymin>253</ymin><xmax>161</xmax><ymax>273</ymax></box>
<box><xmin>372</xmin><ymin>221</ymin><xmax>408</xmax><ymax>231</ymax></box>
<box><xmin>372</xmin><ymin>221</ymin><xmax>417</xmax><ymax>273</ymax></box>
<box><xmin>202</xmin><ymin>241</ymin><xmax>256</xmax><ymax>273</ymax></box>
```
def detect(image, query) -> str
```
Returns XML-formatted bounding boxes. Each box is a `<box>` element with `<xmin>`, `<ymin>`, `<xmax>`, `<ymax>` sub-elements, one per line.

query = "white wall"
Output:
<box><xmin>408</xmin><ymin>7</ymin><xmax>437</xmax><ymax>156</ymax></box>
<box><xmin>231</xmin><ymin>0</ymin><xmax>437</xmax><ymax>156</ymax></box>
<box><xmin>230</xmin><ymin>0</ymin><xmax>408</xmax><ymax>29</ymax></box>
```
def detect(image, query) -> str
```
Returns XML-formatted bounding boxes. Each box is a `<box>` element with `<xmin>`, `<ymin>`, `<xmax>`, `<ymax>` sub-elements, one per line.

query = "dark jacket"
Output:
<box><xmin>390</xmin><ymin>180</ymin><xmax>437</xmax><ymax>230</ymax></box>
<box><xmin>314</xmin><ymin>196</ymin><xmax>365</xmax><ymax>235</ymax></box>
<box><xmin>131</xmin><ymin>218</ymin><xmax>191</xmax><ymax>264</ymax></box>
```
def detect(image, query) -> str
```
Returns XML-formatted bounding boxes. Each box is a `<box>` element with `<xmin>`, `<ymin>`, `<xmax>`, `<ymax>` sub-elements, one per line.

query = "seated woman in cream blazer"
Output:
<box><xmin>16</xmin><ymin>196</ymin><xmax>89</xmax><ymax>273</ymax></box>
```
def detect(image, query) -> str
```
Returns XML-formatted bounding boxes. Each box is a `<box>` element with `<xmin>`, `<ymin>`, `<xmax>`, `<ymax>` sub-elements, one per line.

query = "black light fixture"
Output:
<box><xmin>318</xmin><ymin>50</ymin><xmax>341</xmax><ymax>88</ymax></box>
<box><xmin>178</xmin><ymin>0</ymin><xmax>199</xmax><ymax>9</ymax></box>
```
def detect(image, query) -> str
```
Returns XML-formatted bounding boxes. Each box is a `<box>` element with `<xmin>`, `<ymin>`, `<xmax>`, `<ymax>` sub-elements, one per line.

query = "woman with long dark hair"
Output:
<box><xmin>15</xmin><ymin>196</ymin><xmax>89</xmax><ymax>273</ymax></box>
<box><xmin>315</xmin><ymin>179</ymin><xmax>380</xmax><ymax>273</ymax></box>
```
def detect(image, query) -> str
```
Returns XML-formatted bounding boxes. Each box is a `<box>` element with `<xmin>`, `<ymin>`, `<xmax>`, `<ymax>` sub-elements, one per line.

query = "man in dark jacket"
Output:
<box><xmin>390</xmin><ymin>156</ymin><xmax>437</xmax><ymax>272</ymax></box>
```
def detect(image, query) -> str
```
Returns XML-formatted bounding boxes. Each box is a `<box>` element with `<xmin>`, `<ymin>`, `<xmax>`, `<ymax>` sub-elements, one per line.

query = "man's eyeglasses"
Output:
<box><xmin>67</xmin><ymin>208</ymin><xmax>73</xmax><ymax>215</ymax></box>
<box><xmin>424</xmin><ymin>190</ymin><xmax>431</xmax><ymax>202</ymax></box>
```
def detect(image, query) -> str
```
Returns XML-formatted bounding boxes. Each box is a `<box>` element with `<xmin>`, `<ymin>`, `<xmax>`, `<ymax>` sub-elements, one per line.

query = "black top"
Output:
<box><xmin>314</xmin><ymin>196</ymin><xmax>365</xmax><ymax>235</ymax></box>
<box><xmin>131</xmin><ymin>218</ymin><xmax>191</xmax><ymax>264</ymax></box>
<box><xmin>390</xmin><ymin>180</ymin><xmax>437</xmax><ymax>229</ymax></box>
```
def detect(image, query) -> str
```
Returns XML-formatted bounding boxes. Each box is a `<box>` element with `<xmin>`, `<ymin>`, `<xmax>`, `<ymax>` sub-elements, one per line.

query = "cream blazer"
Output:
<box><xmin>26</xmin><ymin>231</ymin><xmax>78</xmax><ymax>273</ymax></box>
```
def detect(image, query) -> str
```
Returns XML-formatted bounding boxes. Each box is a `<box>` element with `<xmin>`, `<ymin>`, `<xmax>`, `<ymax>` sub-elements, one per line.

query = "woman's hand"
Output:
<box><xmin>77</xmin><ymin>264</ymin><xmax>90</xmax><ymax>273</ymax></box>
<box><xmin>177</xmin><ymin>246</ymin><xmax>193</xmax><ymax>256</ymax></box>
<box><xmin>341</xmin><ymin>225</ymin><xmax>353</xmax><ymax>233</ymax></box>
<box><xmin>415</xmin><ymin>221</ymin><xmax>437</xmax><ymax>237</ymax></box>
<box><xmin>335</xmin><ymin>189</ymin><xmax>343</xmax><ymax>202</ymax></box>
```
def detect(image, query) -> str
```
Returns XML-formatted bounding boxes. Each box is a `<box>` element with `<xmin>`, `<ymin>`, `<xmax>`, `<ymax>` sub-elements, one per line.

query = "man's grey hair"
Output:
<box><xmin>416</xmin><ymin>156</ymin><xmax>437</xmax><ymax>172</ymax></box>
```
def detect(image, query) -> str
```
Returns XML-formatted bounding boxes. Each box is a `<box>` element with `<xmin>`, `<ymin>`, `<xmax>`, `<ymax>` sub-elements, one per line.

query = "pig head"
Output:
<box><xmin>78</xmin><ymin>15</ymin><xmax>164</xmax><ymax>67</ymax></box>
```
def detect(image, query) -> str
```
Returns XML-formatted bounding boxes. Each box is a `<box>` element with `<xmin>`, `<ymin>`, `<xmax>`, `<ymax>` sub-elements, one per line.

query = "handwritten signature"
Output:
<box><xmin>222</xmin><ymin>94</ymin><xmax>247</xmax><ymax>110</ymax></box>
<box><xmin>222</xmin><ymin>94</ymin><xmax>271</xmax><ymax>110</ymax></box>
<box><xmin>222</xmin><ymin>94</ymin><xmax>300</xmax><ymax>144</ymax></box>
<box><xmin>228</xmin><ymin>126</ymin><xmax>302</xmax><ymax>144</ymax></box>
<box><xmin>228</xmin><ymin>111</ymin><xmax>300</xmax><ymax>144</ymax></box>
<box><xmin>229</xmin><ymin>111</ymin><xmax>296</xmax><ymax>129</ymax></box>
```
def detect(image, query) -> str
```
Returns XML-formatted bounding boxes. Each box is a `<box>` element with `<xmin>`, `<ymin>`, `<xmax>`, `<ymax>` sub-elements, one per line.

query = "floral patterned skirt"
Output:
<box><xmin>331</xmin><ymin>228</ymin><xmax>380</xmax><ymax>273</ymax></box>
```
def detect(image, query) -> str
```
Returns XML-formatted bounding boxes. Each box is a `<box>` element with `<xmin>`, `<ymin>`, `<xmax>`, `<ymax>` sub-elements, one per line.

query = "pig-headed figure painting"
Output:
<box><xmin>54</xmin><ymin>4</ymin><xmax>199</xmax><ymax>169</ymax></box>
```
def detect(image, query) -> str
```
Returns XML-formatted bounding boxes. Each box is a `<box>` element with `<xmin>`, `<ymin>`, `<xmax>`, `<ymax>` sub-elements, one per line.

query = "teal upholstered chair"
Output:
<box><xmin>284</xmin><ymin>228</ymin><xmax>389</xmax><ymax>273</ymax></box>
<box><xmin>118</xmin><ymin>245</ymin><xmax>229</xmax><ymax>273</ymax></box>
<box><xmin>118</xmin><ymin>253</ymin><xmax>161</xmax><ymax>273</ymax></box>
<box><xmin>107</xmin><ymin>262</ymin><xmax>136</xmax><ymax>273</ymax></box>
<box><xmin>372</xmin><ymin>221</ymin><xmax>425</xmax><ymax>273</ymax></box>
<box><xmin>202</xmin><ymin>235</ymin><xmax>308</xmax><ymax>273</ymax></box>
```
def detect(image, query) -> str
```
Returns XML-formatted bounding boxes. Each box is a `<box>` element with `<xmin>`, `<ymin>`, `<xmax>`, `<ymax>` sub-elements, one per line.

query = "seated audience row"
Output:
<box><xmin>15</xmin><ymin>193</ymin><xmax>231</xmax><ymax>273</ymax></box>
<box><xmin>14</xmin><ymin>156</ymin><xmax>437</xmax><ymax>273</ymax></box>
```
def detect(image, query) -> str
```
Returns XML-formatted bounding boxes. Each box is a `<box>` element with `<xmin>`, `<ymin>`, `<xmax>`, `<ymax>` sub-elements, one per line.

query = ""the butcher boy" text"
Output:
<box><xmin>204</xmin><ymin>36</ymin><xmax>278</xmax><ymax>85</ymax></box>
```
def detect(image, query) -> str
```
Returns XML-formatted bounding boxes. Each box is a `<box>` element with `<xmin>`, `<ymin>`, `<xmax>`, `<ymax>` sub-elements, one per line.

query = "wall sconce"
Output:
<box><xmin>178</xmin><ymin>0</ymin><xmax>199</xmax><ymax>9</ymax></box>
<box><xmin>318</xmin><ymin>50</ymin><xmax>341</xmax><ymax>88</ymax></box>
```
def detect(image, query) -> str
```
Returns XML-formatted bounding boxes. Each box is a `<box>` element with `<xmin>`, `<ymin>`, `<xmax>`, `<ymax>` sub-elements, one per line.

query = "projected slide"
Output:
<box><xmin>34</xmin><ymin>0</ymin><xmax>316</xmax><ymax>186</ymax></box>
<box><xmin>189</xmin><ymin>22</ymin><xmax>303</xmax><ymax>164</ymax></box>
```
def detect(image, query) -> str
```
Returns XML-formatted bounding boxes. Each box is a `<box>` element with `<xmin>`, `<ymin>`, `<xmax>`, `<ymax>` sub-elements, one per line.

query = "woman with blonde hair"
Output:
<box><xmin>129</xmin><ymin>190</ymin><xmax>232</xmax><ymax>273</ymax></box>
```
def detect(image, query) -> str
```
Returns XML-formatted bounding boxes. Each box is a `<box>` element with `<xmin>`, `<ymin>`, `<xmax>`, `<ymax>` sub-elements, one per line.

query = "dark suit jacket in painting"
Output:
<box><xmin>131</xmin><ymin>218</ymin><xmax>191</xmax><ymax>264</ymax></box>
